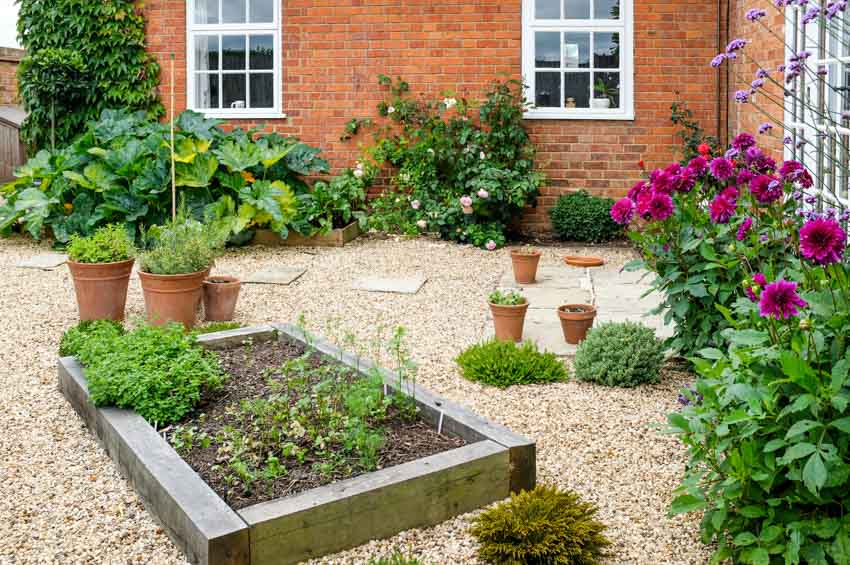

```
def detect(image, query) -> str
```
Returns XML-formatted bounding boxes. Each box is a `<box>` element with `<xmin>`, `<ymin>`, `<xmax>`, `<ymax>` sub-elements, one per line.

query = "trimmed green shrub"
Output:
<box><xmin>59</xmin><ymin>320</ymin><xmax>124</xmax><ymax>358</ymax></box>
<box><xmin>67</xmin><ymin>224</ymin><xmax>135</xmax><ymax>264</ymax></box>
<box><xmin>456</xmin><ymin>340</ymin><xmax>567</xmax><ymax>388</ymax></box>
<box><xmin>72</xmin><ymin>322</ymin><xmax>225</xmax><ymax>425</ymax></box>
<box><xmin>549</xmin><ymin>191</ymin><xmax>623</xmax><ymax>243</ymax></box>
<box><xmin>573</xmin><ymin>322</ymin><xmax>664</xmax><ymax>388</ymax></box>
<box><xmin>470</xmin><ymin>485</ymin><xmax>611</xmax><ymax>565</ymax></box>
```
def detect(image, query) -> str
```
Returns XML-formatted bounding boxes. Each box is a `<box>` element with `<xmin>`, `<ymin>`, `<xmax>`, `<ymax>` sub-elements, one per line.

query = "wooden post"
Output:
<box><xmin>170</xmin><ymin>53</ymin><xmax>177</xmax><ymax>221</ymax></box>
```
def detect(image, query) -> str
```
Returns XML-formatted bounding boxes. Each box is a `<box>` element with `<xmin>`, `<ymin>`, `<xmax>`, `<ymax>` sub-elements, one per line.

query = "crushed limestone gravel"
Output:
<box><xmin>0</xmin><ymin>234</ymin><xmax>710</xmax><ymax>564</ymax></box>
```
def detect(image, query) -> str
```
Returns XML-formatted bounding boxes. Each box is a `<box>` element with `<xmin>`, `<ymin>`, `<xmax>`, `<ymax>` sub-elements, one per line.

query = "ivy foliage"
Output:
<box><xmin>17</xmin><ymin>0</ymin><xmax>163</xmax><ymax>150</ymax></box>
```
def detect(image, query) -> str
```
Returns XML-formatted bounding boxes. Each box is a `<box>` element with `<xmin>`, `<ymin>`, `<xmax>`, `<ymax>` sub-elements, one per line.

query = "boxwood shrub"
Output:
<box><xmin>549</xmin><ymin>190</ymin><xmax>623</xmax><ymax>243</ymax></box>
<box><xmin>573</xmin><ymin>322</ymin><xmax>665</xmax><ymax>387</ymax></box>
<box><xmin>456</xmin><ymin>339</ymin><xmax>567</xmax><ymax>388</ymax></box>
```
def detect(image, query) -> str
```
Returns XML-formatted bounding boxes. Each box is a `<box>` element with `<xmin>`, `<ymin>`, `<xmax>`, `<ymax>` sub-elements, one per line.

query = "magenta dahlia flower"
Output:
<box><xmin>746</xmin><ymin>273</ymin><xmax>766</xmax><ymax>302</ymax></box>
<box><xmin>675</xmin><ymin>169</ymin><xmax>697</xmax><ymax>193</ymax></box>
<box><xmin>709</xmin><ymin>193</ymin><xmax>737</xmax><ymax>224</ymax></box>
<box><xmin>799</xmin><ymin>218</ymin><xmax>846</xmax><ymax>265</ymax></box>
<box><xmin>779</xmin><ymin>160</ymin><xmax>814</xmax><ymax>188</ymax></box>
<box><xmin>628</xmin><ymin>181</ymin><xmax>648</xmax><ymax>202</ymax></box>
<box><xmin>732</xmin><ymin>132</ymin><xmax>757</xmax><ymax>151</ymax></box>
<box><xmin>759</xmin><ymin>279</ymin><xmax>808</xmax><ymax>319</ymax></box>
<box><xmin>651</xmin><ymin>170</ymin><xmax>677</xmax><ymax>194</ymax></box>
<box><xmin>687</xmin><ymin>156</ymin><xmax>708</xmax><ymax>176</ymax></box>
<box><xmin>611</xmin><ymin>198</ymin><xmax>636</xmax><ymax>225</ymax></box>
<box><xmin>750</xmin><ymin>175</ymin><xmax>783</xmax><ymax>204</ymax></box>
<box><xmin>737</xmin><ymin>217</ymin><xmax>753</xmax><ymax>240</ymax></box>
<box><xmin>647</xmin><ymin>192</ymin><xmax>675</xmax><ymax>221</ymax></box>
<box><xmin>709</xmin><ymin>157</ymin><xmax>735</xmax><ymax>181</ymax></box>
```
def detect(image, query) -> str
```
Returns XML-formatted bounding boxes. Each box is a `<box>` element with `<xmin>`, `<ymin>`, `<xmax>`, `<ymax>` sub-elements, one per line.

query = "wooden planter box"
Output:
<box><xmin>58</xmin><ymin>325</ymin><xmax>536</xmax><ymax>565</ymax></box>
<box><xmin>252</xmin><ymin>222</ymin><xmax>361</xmax><ymax>248</ymax></box>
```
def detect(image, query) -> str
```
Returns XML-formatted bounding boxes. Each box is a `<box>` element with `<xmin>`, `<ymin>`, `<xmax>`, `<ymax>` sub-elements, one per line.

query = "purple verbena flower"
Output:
<box><xmin>746</xmin><ymin>8</ymin><xmax>768</xmax><ymax>20</ymax></box>
<box><xmin>711</xmin><ymin>53</ymin><xmax>727</xmax><ymax>68</ymax></box>
<box><xmin>735</xmin><ymin>90</ymin><xmax>750</xmax><ymax>103</ymax></box>
<box><xmin>758</xmin><ymin>122</ymin><xmax>774</xmax><ymax>134</ymax></box>
<box><xmin>726</xmin><ymin>38</ymin><xmax>749</xmax><ymax>53</ymax></box>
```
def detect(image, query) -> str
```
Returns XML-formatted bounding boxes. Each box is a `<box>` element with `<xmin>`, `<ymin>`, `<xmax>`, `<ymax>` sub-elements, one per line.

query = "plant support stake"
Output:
<box><xmin>170</xmin><ymin>53</ymin><xmax>177</xmax><ymax>221</ymax></box>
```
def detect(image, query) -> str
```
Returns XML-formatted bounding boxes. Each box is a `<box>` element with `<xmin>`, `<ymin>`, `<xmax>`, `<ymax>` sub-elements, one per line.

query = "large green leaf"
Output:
<box><xmin>176</xmin><ymin>152</ymin><xmax>218</xmax><ymax>188</ymax></box>
<box><xmin>63</xmin><ymin>162</ymin><xmax>118</xmax><ymax>192</ymax></box>
<box><xmin>213</xmin><ymin>139</ymin><xmax>262</xmax><ymax>172</ymax></box>
<box><xmin>14</xmin><ymin>186</ymin><xmax>57</xmax><ymax>238</ymax></box>
<box><xmin>176</xmin><ymin>110</ymin><xmax>223</xmax><ymax>140</ymax></box>
<box><xmin>803</xmin><ymin>452</ymin><xmax>828</xmax><ymax>495</ymax></box>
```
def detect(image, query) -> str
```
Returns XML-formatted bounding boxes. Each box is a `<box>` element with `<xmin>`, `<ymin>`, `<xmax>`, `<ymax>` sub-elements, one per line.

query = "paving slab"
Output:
<box><xmin>505</xmin><ymin>286</ymin><xmax>592</xmax><ymax>310</ymax></box>
<box><xmin>244</xmin><ymin>267</ymin><xmax>307</xmax><ymax>285</ymax></box>
<box><xmin>498</xmin><ymin>265</ymin><xmax>589</xmax><ymax>290</ymax></box>
<box><xmin>16</xmin><ymin>253</ymin><xmax>68</xmax><ymax>270</ymax></box>
<box><xmin>352</xmin><ymin>275</ymin><xmax>427</xmax><ymax>295</ymax></box>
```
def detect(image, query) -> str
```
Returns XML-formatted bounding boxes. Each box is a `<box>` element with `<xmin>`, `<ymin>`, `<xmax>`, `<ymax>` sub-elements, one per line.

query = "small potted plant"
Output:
<box><xmin>489</xmin><ymin>290</ymin><xmax>529</xmax><ymax>342</ymax></box>
<box><xmin>203</xmin><ymin>275</ymin><xmax>241</xmax><ymax>322</ymax></box>
<box><xmin>591</xmin><ymin>79</ymin><xmax>617</xmax><ymax>109</ymax></box>
<box><xmin>510</xmin><ymin>245</ymin><xmax>542</xmax><ymax>284</ymax></box>
<box><xmin>66</xmin><ymin>224</ymin><xmax>136</xmax><ymax>321</ymax></box>
<box><xmin>138</xmin><ymin>213</ymin><xmax>228</xmax><ymax>329</ymax></box>
<box><xmin>557</xmin><ymin>304</ymin><xmax>597</xmax><ymax>344</ymax></box>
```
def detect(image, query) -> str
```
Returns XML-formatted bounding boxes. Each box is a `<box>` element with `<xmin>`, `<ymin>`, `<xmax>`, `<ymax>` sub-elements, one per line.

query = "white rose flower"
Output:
<box><xmin>443</xmin><ymin>97</ymin><xmax>458</xmax><ymax>109</ymax></box>
<box><xmin>353</xmin><ymin>168</ymin><xmax>364</xmax><ymax>179</ymax></box>
<box><xmin>387</xmin><ymin>105</ymin><xmax>396</xmax><ymax>114</ymax></box>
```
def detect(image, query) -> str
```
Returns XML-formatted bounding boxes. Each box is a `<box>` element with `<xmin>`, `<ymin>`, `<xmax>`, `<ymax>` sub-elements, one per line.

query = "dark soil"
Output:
<box><xmin>169</xmin><ymin>338</ymin><xmax>466</xmax><ymax>510</ymax></box>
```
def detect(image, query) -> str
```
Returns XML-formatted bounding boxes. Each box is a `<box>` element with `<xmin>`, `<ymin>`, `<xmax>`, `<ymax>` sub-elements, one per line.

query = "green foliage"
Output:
<box><xmin>59</xmin><ymin>320</ymin><xmax>124</xmax><ymax>358</ymax></box>
<box><xmin>139</xmin><ymin>212</ymin><xmax>228</xmax><ymax>275</ymax></box>
<box><xmin>349</xmin><ymin>77</ymin><xmax>543</xmax><ymax>249</ymax></box>
<box><xmin>549</xmin><ymin>191</ymin><xmax>623</xmax><ymax>243</ymax></box>
<box><xmin>70</xmin><ymin>322</ymin><xmax>225</xmax><ymax>425</ymax></box>
<box><xmin>470</xmin><ymin>485</ymin><xmax>611</xmax><ymax>565</ymax></box>
<box><xmin>67</xmin><ymin>224</ymin><xmax>135</xmax><ymax>264</ymax></box>
<box><xmin>572</xmin><ymin>322</ymin><xmax>665</xmax><ymax>388</ymax></box>
<box><xmin>1</xmin><ymin>110</ymin><xmax>331</xmax><ymax>243</ymax></box>
<box><xmin>367</xmin><ymin>553</ymin><xmax>422</xmax><ymax>565</ymax></box>
<box><xmin>670</xmin><ymin>98</ymin><xmax>720</xmax><ymax>162</ymax></box>
<box><xmin>291</xmin><ymin>163</ymin><xmax>374</xmax><ymax>236</ymax></box>
<box><xmin>456</xmin><ymin>340</ymin><xmax>568</xmax><ymax>388</ymax></box>
<box><xmin>488</xmin><ymin>290</ymin><xmax>526</xmax><ymax>306</ymax></box>
<box><xmin>17</xmin><ymin>0</ymin><xmax>162</xmax><ymax>150</ymax></box>
<box><xmin>192</xmin><ymin>322</ymin><xmax>243</xmax><ymax>335</ymax></box>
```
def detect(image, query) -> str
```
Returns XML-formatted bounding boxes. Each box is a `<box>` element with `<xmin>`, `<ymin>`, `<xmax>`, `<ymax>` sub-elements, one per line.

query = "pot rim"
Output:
<box><xmin>558</xmin><ymin>304</ymin><xmax>597</xmax><ymax>320</ymax></box>
<box><xmin>510</xmin><ymin>249</ymin><xmax>542</xmax><ymax>257</ymax></box>
<box><xmin>67</xmin><ymin>257</ymin><xmax>135</xmax><ymax>268</ymax></box>
<box><xmin>204</xmin><ymin>276</ymin><xmax>241</xmax><ymax>285</ymax></box>
<box><xmin>139</xmin><ymin>268</ymin><xmax>210</xmax><ymax>280</ymax></box>
<box><xmin>489</xmin><ymin>300</ymin><xmax>529</xmax><ymax>309</ymax></box>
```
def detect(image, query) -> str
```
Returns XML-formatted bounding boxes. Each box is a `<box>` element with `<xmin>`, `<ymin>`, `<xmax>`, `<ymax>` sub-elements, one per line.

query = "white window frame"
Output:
<box><xmin>186</xmin><ymin>0</ymin><xmax>284</xmax><ymax>119</ymax></box>
<box><xmin>521</xmin><ymin>0</ymin><xmax>634</xmax><ymax>120</ymax></box>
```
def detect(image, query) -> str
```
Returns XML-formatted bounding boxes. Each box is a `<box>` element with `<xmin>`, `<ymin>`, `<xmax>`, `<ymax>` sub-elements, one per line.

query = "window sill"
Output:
<box><xmin>523</xmin><ymin>110</ymin><xmax>635</xmax><ymax>121</ymax></box>
<box><xmin>194</xmin><ymin>110</ymin><xmax>288</xmax><ymax>120</ymax></box>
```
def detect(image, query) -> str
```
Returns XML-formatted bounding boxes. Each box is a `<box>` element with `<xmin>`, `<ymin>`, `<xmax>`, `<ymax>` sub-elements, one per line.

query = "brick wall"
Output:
<box><xmin>144</xmin><ymin>0</ymin><xmax>725</xmax><ymax>233</ymax></box>
<box><xmin>0</xmin><ymin>48</ymin><xmax>24</xmax><ymax>106</ymax></box>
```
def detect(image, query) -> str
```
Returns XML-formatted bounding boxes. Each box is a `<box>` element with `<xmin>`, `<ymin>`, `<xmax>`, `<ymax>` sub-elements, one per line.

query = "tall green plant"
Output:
<box><xmin>17</xmin><ymin>0</ymin><xmax>163</xmax><ymax>150</ymax></box>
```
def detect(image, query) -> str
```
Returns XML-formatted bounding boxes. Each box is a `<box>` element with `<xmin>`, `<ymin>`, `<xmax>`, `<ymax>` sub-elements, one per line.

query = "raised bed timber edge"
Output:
<box><xmin>58</xmin><ymin>324</ymin><xmax>536</xmax><ymax>565</ymax></box>
<box><xmin>252</xmin><ymin>221</ymin><xmax>361</xmax><ymax>248</ymax></box>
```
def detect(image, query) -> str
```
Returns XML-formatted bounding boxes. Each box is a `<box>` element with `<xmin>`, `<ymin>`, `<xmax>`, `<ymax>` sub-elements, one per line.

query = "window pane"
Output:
<box><xmin>250</xmin><ymin>0</ymin><xmax>274</xmax><ymax>22</ymax></box>
<box><xmin>536</xmin><ymin>0</ymin><xmax>559</xmax><ymax>19</ymax></box>
<box><xmin>195</xmin><ymin>74</ymin><xmax>220</xmax><ymax>109</ymax></box>
<box><xmin>222</xmin><ymin>35</ymin><xmax>247</xmax><ymax>70</ymax></box>
<box><xmin>535</xmin><ymin>72</ymin><xmax>560</xmax><ymax>107</ymax></box>
<box><xmin>564</xmin><ymin>32</ymin><xmax>589</xmax><ymax>68</ymax></box>
<box><xmin>249</xmin><ymin>35</ymin><xmax>274</xmax><ymax>70</ymax></box>
<box><xmin>223</xmin><ymin>74</ymin><xmax>247</xmax><ymax>109</ymax></box>
<box><xmin>250</xmin><ymin>73</ymin><xmax>274</xmax><ymax>108</ymax></box>
<box><xmin>564</xmin><ymin>73</ymin><xmax>590</xmax><ymax>108</ymax></box>
<box><xmin>194</xmin><ymin>35</ymin><xmax>219</xmax><ymax>71</ymax></box>
<box><xmin>564</xmin><ymin>0</ymin><xmax>590</xmax><ymax>19</ymax></box>
<box><xmin>594</xmin><ymin>32</ymin><xmax>620</xmax><ymax>68</ymax></box>
<box><xmin>593</xmin><ymin>72</ymin><xmax>620</xmax><ymax>109</ymax></box>
<box><xmin>223</xmin><ymin>0</ymin><xmax>246</xmax><ymax>23</ymax></box>
<box><xmin>594</xmin><ymin>0</ymin><xmax>620</xmax><ymax>19</ymax></box>
<box><xmin>535</xmin><ymin>32</ymin><xmax>560</xmax><ymax>68</ymax></box>
<box><xmin>194</xmin><ymin>0</ymin><xmax>218</xmax><ymax>24</ymax></box>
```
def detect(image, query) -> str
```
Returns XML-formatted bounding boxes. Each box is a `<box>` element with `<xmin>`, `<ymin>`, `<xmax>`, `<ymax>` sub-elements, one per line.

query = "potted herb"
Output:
<box><xmin>510</xmin><ymin>245</ymin><xmax>542</xmax><ymax>284</ymax></box>
<box><xmin>591</xmin><ymin>79</ymin><xmax>617</xmax><ymax>109</ymax></box>
<box><xmin>557</xmin><ymin>304</ymin><xmax>597</xmax><ymax>344</ymax></box>
<box><xmin>138</xmin><ymin>214</ymin><xmax>228</xmax><ymax>329</ymax></box>
<box><xmin>489</xmin><ymin>290</ymin><xmax>529</xmax><ymax>342</ymax></box>
<box><xmin>66</xmin><ymin>224</ymin><xmax>136</xmax><ymax>321</ymax></box>
<box><xmin>203</xmin><ymin>275</ymin><xmax>241</xmax><ymax>322</ymax></box>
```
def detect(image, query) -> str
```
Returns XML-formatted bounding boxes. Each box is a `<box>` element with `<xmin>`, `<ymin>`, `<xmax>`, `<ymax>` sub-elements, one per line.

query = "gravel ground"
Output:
<box><xmin>0</xmin><ymin>234</ymin><xmax>711</xmax><ymax>564</ymax></box>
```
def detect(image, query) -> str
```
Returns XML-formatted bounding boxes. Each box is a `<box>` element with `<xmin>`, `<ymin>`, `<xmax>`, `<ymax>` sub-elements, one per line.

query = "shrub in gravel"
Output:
<box><xmin>549</xmin><ymin>191</ymin><xmax>623</xmax><ymax>243</ymax></box>
<box><xmin>573</xmin><ymin>322</ymin><xmax>665</xmax><ymax>388</ymax></box>
<box><xmin>456</xmin><ymin>339</ymin><xmax>567</xmax><ymax>388</ymax></box>
<box><xmin>59</xmin><ymin>320</ymin><xmax>124</xmax><ymax>357</ymax></box>
<box><xmin>367</xmin><ymin>553</ymin><xmax>422</xmax><ymax>565</ymax></box>
<box><xmin>470</xmin><ymin>484</ymin><xmax>610</xmax><ymax>565</ymax></box>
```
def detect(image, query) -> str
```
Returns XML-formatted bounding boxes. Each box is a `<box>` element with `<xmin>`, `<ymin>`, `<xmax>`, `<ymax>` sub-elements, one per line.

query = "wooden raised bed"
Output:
<box><xmin>58</xmin><ymin>325</ymin><xmax>536</xmax><ymax>565</ymax></box>
<box><xmin>252</xmin><ymin>222</ymin><xmax>361</xmax><ymax>248</ymax></box>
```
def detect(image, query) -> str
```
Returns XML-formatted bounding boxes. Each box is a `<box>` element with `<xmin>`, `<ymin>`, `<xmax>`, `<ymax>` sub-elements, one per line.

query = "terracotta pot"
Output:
<box><xmin>203</xmin><ymin>276</ymin><xmax>241</xmax><ymax>322</ymax></box>
<box><xmin>558</xmin><ymin>304</ymin><xmax>597</xmax><ymax>344</ymax></box>
<box><xmin>564</xmin><ymin>255</ymin><xmax>606</xmax><ymax>268</ymax></box>
<box><xmin>490</xmin><ymin>301</ymin><xmax>529</xmax><ymax>342</ymax></box>
<box><xmin>67</xmin><ymin>259</ymin><xmax>135</xmax><ymax>321</ymax></box>
<box><xmin>511</xmin><ymin>250</ymin><xmax>542</xmax><ymax>284</ymax></box>
<box><xmin>138</xmin><ymin>268</ymin><xmax>209</xmax><ymax>329</ymax></box>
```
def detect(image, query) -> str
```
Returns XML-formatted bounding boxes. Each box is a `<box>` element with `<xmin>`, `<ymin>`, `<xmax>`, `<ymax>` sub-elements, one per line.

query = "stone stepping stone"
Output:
<box><xmin>352</xmin><ymin>275</ymin><xmax>427</xmax><ymax>295</ymax></box>
<box><xmin>244</xmin><ymin>267</ymin><xmax>307</xmax><ymax>285</ymax></box>
<box><xmin>16</xmin><ymin>253</ymin><xmax>68</xmax><ymax>270</ymax></box>
<box><xmin>498</xmin><ymin>265</ymin><xmax>589</xmax><ymax>290</ymax></box>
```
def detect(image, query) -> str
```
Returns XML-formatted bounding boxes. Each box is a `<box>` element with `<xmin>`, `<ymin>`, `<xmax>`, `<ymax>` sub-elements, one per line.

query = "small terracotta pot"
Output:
<box><xmin>511</xmin><ymin>250</ymin><xmax>542</xmax><ymax>284</ymax></box>
<box><xmin>564</xmin><ymin>255</ymin><xmax>605</xmax><ymax>268</ymax></box>
<box><xmin>139</xmin><ymin>268</ymin><xmax>209</xmax><ymax>329</ymax></box>
<box><xmin>67</xmin><ymin>259</ymin><xmax>135</xmax><ymax>321</ymax></box>
<box><xmin>203</xmin><ymin>276</ymin><xmax>241</xmax><ymax>322</ymax></box>
<box><xmin>490</xmin><ymin>301</ymin><xmax>529</xmax><ymax>342</ymax></box>
<box><xmin>558</xmin><ymin>304</ymin><xmax>597</xmax><ymax>344</ymax></box>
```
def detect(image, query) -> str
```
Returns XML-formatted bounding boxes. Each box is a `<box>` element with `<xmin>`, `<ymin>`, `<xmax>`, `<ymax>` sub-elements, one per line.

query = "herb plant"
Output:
<box><xmin>456</xmin><ymin>340</ymin><xmax>568</xmax><ymax>388</ymax></box>
<box><xmin>138</xmin><ymin>212</ymin><xmax>228</xmax><ymax>275</ymax></box>
<box><xmin>470</xmin><ymin>485</ymin><xmax>611</xmax><ymax>565</ymax></box>
<box><xmin>67</xmin><ymin>224</ymin><xmax>135</xmax><ymax>264</ymax></box>
<box><xmin>549</xmin><ymin>191</ymin><xmax>623</xmax><ymax>243</ymax></box>
<box><xmin>488</xmin><ymin>290</ymin><xmax>526</xmax><ymax>306</ymax></box>
<box><xmin>367</xmin><ymin>554</ymin><xmax>422</xmax><ymax>565</ymax></box>
<box><xmin>572</xmin><ymin>322</ymin><xmax>665</xmax><ymax>388</ymax></box>
<box><xmin>59</xmin><ymin>320</ymin><xmax>124</xmax><ymax>358</ymax></box>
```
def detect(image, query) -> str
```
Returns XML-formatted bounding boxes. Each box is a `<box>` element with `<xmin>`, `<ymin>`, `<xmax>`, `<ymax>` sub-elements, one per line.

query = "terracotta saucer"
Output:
<box><xmin>563</xmin><ymin>255</ymin><xmax>605</xmax><ymax>268</ymax></box>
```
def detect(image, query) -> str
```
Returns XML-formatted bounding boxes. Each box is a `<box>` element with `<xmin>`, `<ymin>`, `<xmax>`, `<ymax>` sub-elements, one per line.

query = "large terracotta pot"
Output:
<box><xmin>138</xmin><ymin>268</ymin><xmax>209</xmax><ymax>329</ymax></box>
<box><xmin>558</xmin><ymin>304</ymin><xmax>597</xmax><ymax>344</ymax></box>
<box><xmin>203</xmin><ymin>276</ymin><xmax>241</xmax><ymax>322</ymax></box>
<box><xmin>490</xmin><ymin>301</ymin><xmax>529</xmax><ymax>342</ymax></box>
<box><xmin>67</xmin><ymin>259</ymin><xmax>135</xmax><ymax>321</ymax></box>
<box><xmin>511</xmin><ymin>250</ymin><xmax>542</xmax><ymax>284</ymax></box>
